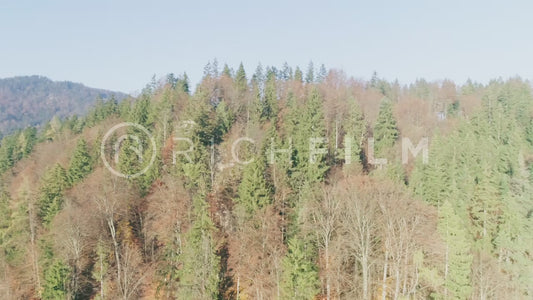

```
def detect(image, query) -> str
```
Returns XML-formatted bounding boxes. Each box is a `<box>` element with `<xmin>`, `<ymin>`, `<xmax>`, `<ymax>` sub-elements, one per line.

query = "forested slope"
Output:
<box><xmin>0</xmin><ymin>75</ymin><xmax>127</xmax><ymax>135</ymax></box>
<box><xmin>0</xmin><ymin>63</ymin><xmax>531</xmax><ymax>299</ymax></box>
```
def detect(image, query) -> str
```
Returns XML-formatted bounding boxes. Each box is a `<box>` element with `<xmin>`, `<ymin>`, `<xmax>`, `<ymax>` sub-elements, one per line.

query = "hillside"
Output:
<box><xmin>0</xmin><ymin>64</ymin><xmax>532</xmax><ymax>299</ymax></box>
<box><xmin>0</xmin><ymin>75</ymin><xmax>127</xmax><ymax>135</ymax></box>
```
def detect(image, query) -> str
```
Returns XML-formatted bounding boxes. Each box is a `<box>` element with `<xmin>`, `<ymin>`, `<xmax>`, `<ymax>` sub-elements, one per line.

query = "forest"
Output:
<box><xmin>0</xmin><ymin>76</ymin><xmax>126</xmax><ymax>135</ymax></box>
<box><xmin>0</xmin><ymin>61</ymin><xmax>532</xmax><ymax>299</ymax></box>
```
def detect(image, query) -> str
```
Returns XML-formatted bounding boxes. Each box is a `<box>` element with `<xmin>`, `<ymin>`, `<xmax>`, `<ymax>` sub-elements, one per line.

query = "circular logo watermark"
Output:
<box><xmin>100</xmin><ymin>122</ymin><xmax>157</xmax><ymax>178</ymax></box>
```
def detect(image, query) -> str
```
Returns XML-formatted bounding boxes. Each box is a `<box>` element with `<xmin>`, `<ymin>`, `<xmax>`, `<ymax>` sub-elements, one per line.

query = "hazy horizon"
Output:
<box><xmin>2</xmin><ymin>0</ymin><xmax>533</xmax><ymax>93</ymax></box>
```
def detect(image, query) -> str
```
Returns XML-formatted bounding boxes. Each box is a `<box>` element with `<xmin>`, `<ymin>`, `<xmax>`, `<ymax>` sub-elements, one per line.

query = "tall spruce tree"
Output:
<box><xmin>281</xmin><ymin>237</ymin><xmax>320</xmax><ymax>300</ymax></box>
<box><xmin>176</xmin><ymin>195</ymin><xmax>220</xmax><ymax>299</ymax></box>
<box><xmin>438</xmin><ymin>200</ymin><xmax>473</xmax><ymax>299</ymax></box>
<box><xmin>236</xmin><ymin>156</ymin><xmax>272</xmax><ymax>215</ymax></box>
<box><xmin>38</xmin><ymin>164</ymin><xmax>69</xmax><ymax>225</ymax></box>
<box><xmin>373</xmin><ymin>98</ymin><xmax>399</xmax><ymax>157</ymax></box>
<box><xmin>68</xmin><ymin>139</ymin><xmax>92</xmax><ymax>184</ymax></box>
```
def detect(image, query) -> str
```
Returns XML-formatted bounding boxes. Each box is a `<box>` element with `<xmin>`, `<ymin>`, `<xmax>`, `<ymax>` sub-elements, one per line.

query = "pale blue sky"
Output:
<box><xmin>1</xmin><ymin>0</ymin><xmax>532</xmax><ymax>93</ymax></box>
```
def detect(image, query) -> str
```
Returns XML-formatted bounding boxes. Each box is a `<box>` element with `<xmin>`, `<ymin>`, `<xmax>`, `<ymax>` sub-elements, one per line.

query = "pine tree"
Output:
<box><xmin>374</xmin><ymin>98</ymin><xmax>399</xmax><ymax>157</ymax></box>
<box><xmin>281</xmin><ymin>238</ymin><xmax>320</xmax><ymax>300</ymax></box>
<box><xmin>68</xmin><ymin>139</ymin><xmax>92</xmax><ymax>184</ymax></box>
<box><xmin>38</xmin><ymin>164</ymin><xmax>69</xmax><ymax>225</ymax></box>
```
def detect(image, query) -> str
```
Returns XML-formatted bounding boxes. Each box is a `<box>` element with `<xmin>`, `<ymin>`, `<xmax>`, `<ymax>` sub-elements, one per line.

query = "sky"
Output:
<box><xmin>1</xmin><ymin>0</ymin><xmax>532</xmax><ymax>94</ymax></box>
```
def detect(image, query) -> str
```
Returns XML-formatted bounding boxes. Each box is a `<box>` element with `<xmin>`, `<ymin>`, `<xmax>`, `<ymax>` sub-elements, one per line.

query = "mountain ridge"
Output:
<box><xmin>0</xmin><ymin>75</ymin><xmax>128</xmax><ymax>135</ymax></box>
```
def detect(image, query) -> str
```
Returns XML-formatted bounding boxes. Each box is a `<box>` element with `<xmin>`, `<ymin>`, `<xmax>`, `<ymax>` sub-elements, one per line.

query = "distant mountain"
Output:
<box><xmin>0</xmin><ymin>75</ymin><xmax>127</xmax><ymax>134</ymax></box>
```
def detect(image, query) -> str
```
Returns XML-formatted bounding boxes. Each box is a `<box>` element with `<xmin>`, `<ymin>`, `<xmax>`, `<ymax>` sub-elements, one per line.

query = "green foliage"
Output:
<box><xmin>0</xmin><ymin>192</ymin><xmax>29</xmax><ymax>265</ymax></box>
<box><xmin>286</xmin><ymin>87</ymin><xmax>329</xmax><ymax>188</ymax></box>
<box><xmin>176</xmin><ymin>195</ymin><xmax>220</xmax><ymax>299</ymax></box>
<box><xmin>235</xmin><ymin>63</ymin><xmax>248</xmax><ymax>96</ymax></box>
<box><xmin>38</xmin><ymin>164</ymin><xmax>69</xmax><ymax>225</ymax></box>
<box><xmin>437</xmin><ymin>201</ymin><xmax>472</xmax><ymax>299</ymax></box>
<box><xmin>43</xmin><ymin>259</ymin><xmax>70</xmax><ymax>300</ymax></box>
<box><xmin>129</xmin><ymin>94</ymin><xmax>153</xmax><ymax>128</ymax></box>
<box><xmin>373</xmin><ymin>98</ymin><xmax>399</xmax><ymax>157</ymax></box>
<box><xmin>0</xmin><ymin>75</ymin><xmax>125</xmax><ymax>134</ymax></box>
<box><xmin>281</xmin><ymin>238</ymin><xmax>320</xmax><ymax>300</ymax></box>
<box><xmin>0</xmin><ymin>127</ymin><xmax>37</xmax><ymax>174</ymax></box>
<box><xmin>294</xmin><ymin>67</ymin><xmax>303</xmax><ymax>82</ymax></box>
<box><xmin>236</xmin><ymin>156</ymin><xmax>272</xmax><ymax>215</ymax></box>
<box><xmin>0</xmin><ymin>134</ymin><xmax>17</xmax><ymax>173</ymax></box>
<box><xmin>68</xmin><ymin>139</ymin><xmax>93</xmax><ymax>184</ymax></box>
<box><xmin>340</xmin><ymin>97</ymin><xmax>366</xmax><ymax>168</ymax></box>
<box><xmin>258</xmin><ymin>70</ymin><xmax>278</xmax><ymax>121</ymax></box>
<box><xmin>305</xmin><ymin>61</ymin><xmax>314</xmax><ymax>83</ymax></box>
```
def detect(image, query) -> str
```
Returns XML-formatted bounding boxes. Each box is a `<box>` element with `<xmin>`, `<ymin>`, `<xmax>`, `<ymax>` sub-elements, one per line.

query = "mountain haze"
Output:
<box><xmin>0</xmin><ymin>75</ymin><xmax>127</xmax><ymax>135</ymax></box>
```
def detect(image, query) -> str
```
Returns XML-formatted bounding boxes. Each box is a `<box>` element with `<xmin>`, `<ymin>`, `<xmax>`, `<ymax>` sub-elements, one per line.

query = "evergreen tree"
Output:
<box><xmin>236</xmin><ymin>156</ymin><xmax>272</xmax><ymax>215</ymax></box>
<box><xmin>68</xmin><ymin>139</ymin><xmax>92</xmax><ymax>184</ymax></box>
<box><xmin>281</xmin><ymin>238</ymin><xmax>320</xmax><ymax>300</ymax></box>
<box><xmin>469</xmin><ymin>168</ymin><xmax>500</xmax><ymax>250</ymax></box>
<box><xmin>296</xmin><ymin>88</ymin><xmax>328</xmax><ymax>185</ymax></box>
<box><xmin>340</xmin><ymin>97</ymin><xmax>366</xmax><ymax>168</ymax></box>
<box><xmin>19</xmin><ymin>127</ymin><xmax>37</xmax><ymax>158</ymax></box>
<box><xmin>235</xmin><ymin>62</ymin><xmax>248</xmax><ymax>95</ymax></box>
<box><xmin>294</xmin><ymin>67</ymin><xmax>303</xmax><ymax>82</ymax></box>
<box><xmin>260</xmin><ymin>69</ymin><xmax>278</xmax><ymax>121</ymax></box>
<box><xmin>316</xmin><ymin>64</ymin><xmax>327</xmax><ymax>82</ymax></box>
<box><xmin>252</xmin><ymin>63</ymin><xmax>265</xmax><ymax>85</ymax></box>
<box><xmin>0</xmin><ymin>134</ymin><xmax>17</xmax><ymax>173</ymax></box>
<box><xmin>281</xmin><ymin>62</ymin><xmax>293</xmax><ymax>80</ymax></box>
<box><xmin>176</xmin><ymin>195</ymin><xmax>220</xmax><ymax>299</ymax></box>
<box><xmin>438</xmin><ymin>201</ymin><xmax>472</xmax><ymax>299</ymax></box>
<box><xmin>43</xmin><ymin>259</ymin><xmax>70</xmax><ymax>299</ymax></box>
<box><xmin>222</xmin><ymin>63</ymin><xmax>232</xmax><ymax>78</ymax></box>
<box><xmin>177</xmin><ymin>72</ymin><xmax>190</xmax><ymax>93</ymax></box>
<box><xmin>129</xmin><ymin>94</ymin><xmax>153</xmax><ymax>128</ymax></box>
<box><xmin>38</xmin><ymin>164</ymin><xmax>69</xmax><ymax>224</ymax></box>
<box><xmin>373</xmin><ymin>98</ymin><xmax>399</xmax><ymax>157</ymax></box>
<box><xmin>305</xmin><ymin>61</ymin><xmax>315</xmax><ymax>83</ymax></box>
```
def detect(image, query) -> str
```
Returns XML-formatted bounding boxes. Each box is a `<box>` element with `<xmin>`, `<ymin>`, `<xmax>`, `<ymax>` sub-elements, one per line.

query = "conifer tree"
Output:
<box><xmin>294</xmin><ymin>67</ymin><xmax>303</xmax><ymax>83</ymax></box>
<box><xmin>317</xmin><ymin>64</ymin><xmax>327</xmax><ymax>82</ymax></box>
<box><xmin>68</xmin><ymin>139</ymin><xmax>92</xmax><ymax>184</ymax></box>
<box><xmin>38</xmin><ymin>164</ymin><xmax>69</xmax><ymax>224</ymax></box>
<box><xmin>281</xmin><ymin>238</ymin><xmax>319</xmax><ymax>300</ymax></box>
<box><xmin>438</xmin><ymin>200</ymin><xmax>472</xmax><ymax>299</ymax></box>
<box><xmin>290</xmin><ymin>87</ymin><xmax>328</xmax><ymax>186</ymax></box>
<box><xmin>235</xmin><ymin>62</ymin><xmax>247</xmax><ymax>96</ymax></box>
<box><xmin>0</xmin><ymin>134</ymin><xmax>16</xmax><ymax>173</ymax></box>
<box><xmin>305</xmin><ymin>61</ymin><xmax>315</xmax><ymax>83</ymax></box>
<box><xmin>281</xmin><ymin>62</ymin><xmax>293</xmax><ymax>80</ymax></box>
<box><xmin>373</xmin><ymin>98</ymin><xmax>399</xmax><ymax>157</ymax></box>
<box><xmin>340</xmin><ymin>97</ymin><xmax>366</xmax><ymax>168</ymax></box>
<box><xmin>222</xmin><ymin>64</ymin><xmax>232</xmax><ymax>78</ymax></box>
<box><xmin>43</xmin><ymin>259</ymin><xmax>70</xmax><ymax>299</ymax></box>
<box><xmin>260</xmin><ymin>69</ymin><xmax>278</xmax><ymax>121</ymax></box>
<box><xmin>236</xmin><ymin>155</ymin><xmax>272</xmax><ymax>215</ymax></box>
<box><xmin>176</xmin><ymin>195</ymin><xmax>220</xmax><ymax>299</ymax></box>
